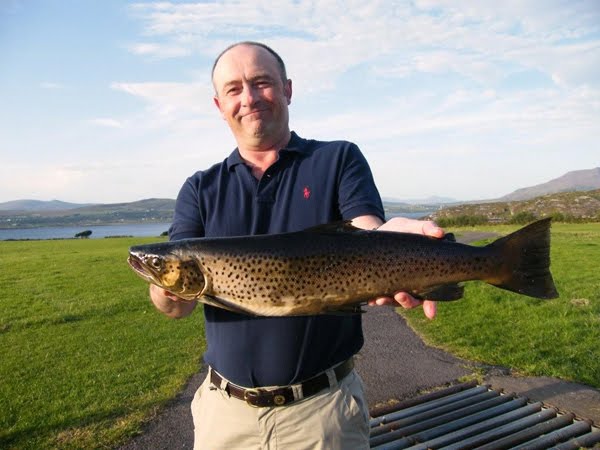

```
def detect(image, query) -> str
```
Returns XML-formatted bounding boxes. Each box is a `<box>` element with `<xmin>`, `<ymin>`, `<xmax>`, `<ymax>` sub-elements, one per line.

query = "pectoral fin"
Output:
<box><xmin>196</xmin><ymin>295</ymin><xmax>258</xmax><ymax>315</ymax></box>
<box><xmin>412</xmin><ymin>284</ymin><xmax>464</xmax><ymax>301</ymax></box>
<box><xmin>324</xmin><ymin>304</ymin><xmax>366</xmax><ymax>315</ymax></box>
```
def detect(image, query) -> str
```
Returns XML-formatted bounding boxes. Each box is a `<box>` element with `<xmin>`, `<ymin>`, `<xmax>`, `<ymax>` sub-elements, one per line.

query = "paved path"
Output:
<box><xmin>356</xmin><ymin>306</ymin><xmax>471</xmax><ymax>406</ymax></box>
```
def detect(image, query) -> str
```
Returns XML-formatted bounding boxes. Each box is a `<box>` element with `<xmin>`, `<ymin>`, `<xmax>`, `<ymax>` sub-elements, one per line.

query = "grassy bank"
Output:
<box><xmin>401</xmin><ymin>222</ymin><xmax>600</xmax><ymax>388</ymax></box>
<box><xmin>0</xmin><ymin>238</ymin><xmax>205</xmax><ymax>449</ymax></box>
<box><xmin>1</xmin><ymin>223</ymin><xmax>598</xmax><ymax>448</ymax></box>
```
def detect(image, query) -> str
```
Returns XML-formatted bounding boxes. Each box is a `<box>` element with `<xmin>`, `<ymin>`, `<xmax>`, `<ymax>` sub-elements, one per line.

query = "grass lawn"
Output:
<box><xmin>401</xmin><ymin>222</ymin><xmax>600</xmax><ymax>388</ymax></box>
<box><xmin>1</xmin><ymin>222</ymin><xmax>598</xmax><ymax>448</ymax></box>
<box><xmin>0</xmin><ymin>237</ymin><xmax>205</xmax><ymax>449</ymax></box>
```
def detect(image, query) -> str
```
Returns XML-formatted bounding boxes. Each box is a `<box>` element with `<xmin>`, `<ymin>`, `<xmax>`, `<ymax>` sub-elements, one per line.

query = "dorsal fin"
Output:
<box><xmin>443</xmin><ymin>232</ymin><xmax>456</xmax><ymax>242</ymax></box>
<box><xmin>303</xmin><ymin>221</ymin><xmax>362</xmax><ymax>234</ymax></box>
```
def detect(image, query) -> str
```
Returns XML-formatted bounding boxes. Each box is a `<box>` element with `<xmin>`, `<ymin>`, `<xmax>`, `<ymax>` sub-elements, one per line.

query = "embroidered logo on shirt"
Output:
<box><xmin>303</xmin><ymin>186</ymin><xmax>311</xmax><ymax>199</ymax></box>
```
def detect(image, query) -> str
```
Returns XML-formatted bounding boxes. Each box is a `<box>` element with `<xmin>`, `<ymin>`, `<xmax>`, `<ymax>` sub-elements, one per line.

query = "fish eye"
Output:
<box><xmin>149</xmin><ymin>257</ymin><xmax>162</xmax><ymax>269</ymax></box>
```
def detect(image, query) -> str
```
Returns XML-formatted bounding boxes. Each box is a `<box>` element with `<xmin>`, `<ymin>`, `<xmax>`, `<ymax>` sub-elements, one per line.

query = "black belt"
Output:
<box><xmin>209</xmin><ymin>358</ymin><xmax>354</xmax><ymax>408</ymax></box>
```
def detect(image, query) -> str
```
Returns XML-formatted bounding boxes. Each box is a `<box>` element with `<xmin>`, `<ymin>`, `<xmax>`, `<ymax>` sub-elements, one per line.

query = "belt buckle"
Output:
<box><xmin>243</xmin><ymin>388</ymin><xmax>262</xmax><ymax>407</ymax></box>
<box><xmin>243</xmin><ymin>388</ymin><xmax>287</xmax><ymax>407</ymax></box>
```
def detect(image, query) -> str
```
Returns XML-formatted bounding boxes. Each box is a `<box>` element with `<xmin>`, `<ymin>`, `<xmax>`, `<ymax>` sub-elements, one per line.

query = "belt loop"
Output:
<box><xmin>208</xmin><ymin>366</ymin><xmax>215</xmax><ymax>388</ymax></box>
<box><xmin>291</xmin><ymin>383</ymin><xmax>304</xmax><ymax>401</ymax></box>
<box><xmin>220</xmin><ymin>377</ymin><xmax>229</xmax><ymax>392</ymax></box>
<box><xmin>325</xmin><ymin>367</ymin><xmax>337</xmax><ymax>388</ymax></box>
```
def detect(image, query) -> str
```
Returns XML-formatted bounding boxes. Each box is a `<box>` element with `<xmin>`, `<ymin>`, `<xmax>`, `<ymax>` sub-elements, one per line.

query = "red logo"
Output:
<box><xmin>303</xmin><ymin>186</ymin><xmax>311</xmax><ymax>199</ymax></box>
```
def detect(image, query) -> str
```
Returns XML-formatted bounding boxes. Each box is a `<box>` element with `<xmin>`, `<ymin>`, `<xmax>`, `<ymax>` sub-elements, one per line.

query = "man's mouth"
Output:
<box><xmin>243</xmin><ymin>108</ymin><xmax>269</xmax><ymax>118</ymax></box>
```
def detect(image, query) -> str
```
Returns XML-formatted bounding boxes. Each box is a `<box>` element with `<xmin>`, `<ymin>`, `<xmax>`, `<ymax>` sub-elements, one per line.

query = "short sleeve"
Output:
<box><xmin>337</xmin><ymin>144</ymin><xmax>385</xmax><ymax>221</ymax></box>
<box><xmin>168</xmin><ymin>175</ymin><xmax>205</xmax><ymax>241</ymax></box>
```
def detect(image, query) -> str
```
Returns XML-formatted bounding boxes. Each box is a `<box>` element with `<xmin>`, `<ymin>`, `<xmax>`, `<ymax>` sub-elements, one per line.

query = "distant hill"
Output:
<box><xmin>383</xmin><ymin>196</ymin><xmax>459</xmax><ymax>205</ymax></box>
<box><xmin>69</xmin><ymin>198</ymin><xmax>175</xmax><ymax>214</ymax></box>
<box><xmin>0</xmin><ymin>199</ymin><xmax>94</xmax><ymax>212</ymax></box>
<box><xmin>0</xmin><ymin>198</ymin><xmax>175</xmax><ymax>229</ymax></box>
<box><xmin>4</xmin><ymin>171</ymin><xmax>600</xmax><ymax>229</ymax></box>
<box><xmin>432</xmin><ymin>189</ymin><xmax>600</xmax><ymax>224</ymax></box>
<box><xmin>499</xmin><ymin>167</ymin><xmax>600</xmax><ymax>202</ymax></box>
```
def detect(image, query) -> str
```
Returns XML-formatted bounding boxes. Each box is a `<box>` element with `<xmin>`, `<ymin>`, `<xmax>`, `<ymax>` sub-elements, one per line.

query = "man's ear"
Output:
<box><xmin>213</xmin><ymin>96</ymin><xmax>225</xmax><ymax>119</ymax></box>
<box><xmin>284</xmin><ymin>79</ymin><xmax>292</xmax><ymax>105</ymax></box>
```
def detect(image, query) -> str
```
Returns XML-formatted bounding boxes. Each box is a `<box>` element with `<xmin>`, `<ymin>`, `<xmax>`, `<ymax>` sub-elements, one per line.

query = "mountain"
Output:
<box><xmin>0</xmin><ymin>199</ymin><xmax>94</xmax><ymax>212</ymax></box>
<box><xmin>499</xmin><ymin>167</ymin><xmax>600</xmax><ymax>202</ymax></box>
<box><xmin>432</xmin><ymin>189</ymin><xmax>600</xmax><ymax>223</ymax></box>
<box><xmin>0</xmin><ymin>198</ymin><xmax>175</xmax><ymax>229</ymax></box>
<box><xmin>382</xmin><ymin>196</ymin><xmax>459</xmax><ymax>205</ymax></box>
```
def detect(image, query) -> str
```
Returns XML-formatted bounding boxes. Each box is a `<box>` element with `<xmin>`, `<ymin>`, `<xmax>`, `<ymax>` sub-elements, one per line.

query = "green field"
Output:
<box><xmin>0</xmin><ymin>237</ymin><xmax>205</xmax><ymax>449</ymax></box>
<box><xmin>0</xmin><ymin>223</ymin><xmax>599</xmax><ymax>448</ymax></box>
<box><xmin>402</xmin><ymin>222</ymin><xmax>600</xmax><ymax>387</ymax></box>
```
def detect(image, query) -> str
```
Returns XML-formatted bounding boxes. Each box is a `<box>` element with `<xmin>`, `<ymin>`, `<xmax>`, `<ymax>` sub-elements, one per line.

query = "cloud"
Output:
<box><xmin>127</xmin><ymin>42</ymin><xmax>191</xmax><ymax>58</ymax></box>
<box><xmin>94</xmin><ymin>1</ymin><xmax>599</xmax><ymax>203</ymax></box>
<box><xmin>126</xmin><ymin>1</ymin><xmax>600</xmax><ymax>90</ymax></box>
<box><xmin>88</xmin><ymin>118</ymin><xmax>124</xmax><ymax>128</ymax></box>
<box><xmin>116</xmin><ymin>2</ymin><xmax>600</xmax><ymax>146</ymax></box>
<box><xmin>40</xmin><ymin>81</ymin><xmax>63</xmax><ymax>89</ymax></box>
<box><xmin>111</xmin><ymin>81</ymin><xmax>214</xmax><ymax>115</ymax></box>
<box><xmin>0</xmin><ymin>163</ymin><xmax>86</xmax><ymax>201</ymax></box>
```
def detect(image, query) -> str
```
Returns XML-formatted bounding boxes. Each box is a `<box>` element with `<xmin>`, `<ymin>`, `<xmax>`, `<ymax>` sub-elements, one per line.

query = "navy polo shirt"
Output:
<box><xmin>169</xmin><ymin>131</ymin><xmax>384</xmax><ymax>388</ymax></box>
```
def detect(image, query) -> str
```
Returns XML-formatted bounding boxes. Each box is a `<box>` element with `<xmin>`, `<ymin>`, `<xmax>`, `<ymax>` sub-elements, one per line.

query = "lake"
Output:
<box><xmin>0</xmin><ymin>212</ymin><xmax>435</xmax><ymax>241</ymax></box>
<box><xmin>0</xmin><ymin>222</ymin><xmax>172</xmax><ymax>241</ymax></box>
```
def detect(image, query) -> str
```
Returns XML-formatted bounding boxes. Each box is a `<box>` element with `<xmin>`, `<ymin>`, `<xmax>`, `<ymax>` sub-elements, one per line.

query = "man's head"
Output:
<box><xmin>212</xmin><ymin>42</ymin><xmax>292</xmax><ymax>151</ymax></box>
<box><xmin>212</xmin><ymin>41</ymin><xmax>288</xmax><ymax>86</ymax></box>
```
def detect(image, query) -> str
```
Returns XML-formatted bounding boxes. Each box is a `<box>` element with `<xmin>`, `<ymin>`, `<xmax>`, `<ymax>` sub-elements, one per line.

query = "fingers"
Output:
<box><xmin>421</xmin><ymin>221</ymin><xmax>445</xmax><ymax>239</ymax></box>
<box><xmin>368</xmin><ymin>293</ymin><xmax>437</xmax><ymax>319</ymax></box>
<box><xmin>368</xmin><ymin>297</ymin><xmax>394</xmax><ymax>306</ymax></box>
<box><xmin>422</xmin><ymin>300</ymin><xmax>437</xmax><ymax>319</ymax></box>
<box><xmin>376</xmin><ymin>217</ymin><xmax>444</xmax><ymax>238</ymax></box>
<box><xmin>150</xmin><ymin>284</ymin><xmax>187</xmax><ymax>302</ymax></box>
<box><xmin>163</xmin><ymin>290</ymin><xmax>191</xmax><ymax>302</ymax></box>
<box><xmin>394</xmin><ymin>292</ymin><xmax>423</xmax><ymax>309</ymax></box>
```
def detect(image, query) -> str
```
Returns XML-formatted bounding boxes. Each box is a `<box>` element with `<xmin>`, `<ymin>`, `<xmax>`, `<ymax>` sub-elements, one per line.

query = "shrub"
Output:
<box><xmin>436</xmin><ymin>215</ymin><xmax>488</xmax><ymax>227</ymax></box>
<box><xmin>509</xmin><ymin>211</ymin><xmax>537</xmax><ymax>224</ymax></box>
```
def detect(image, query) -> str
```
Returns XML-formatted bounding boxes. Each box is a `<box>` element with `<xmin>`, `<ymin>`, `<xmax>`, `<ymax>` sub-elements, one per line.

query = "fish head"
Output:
<box><xmin>128</xmin><ymin>243</ymin><xmax>205</xmax><ymax>300</ymax></box>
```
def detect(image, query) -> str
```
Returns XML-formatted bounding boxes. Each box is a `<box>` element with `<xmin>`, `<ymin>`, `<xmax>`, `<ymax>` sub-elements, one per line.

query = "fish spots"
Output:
<box><xmin>198</xmin><ymin>231</ymin><xmax>489</xmax><ymax>314</ymax></box>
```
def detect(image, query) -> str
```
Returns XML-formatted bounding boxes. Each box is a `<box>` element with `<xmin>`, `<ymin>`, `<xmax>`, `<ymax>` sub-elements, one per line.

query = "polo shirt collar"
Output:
<box><xmin>226</xmin><ymin>131</ymin><xmax>308</xmax><ymax>170</ymax></box>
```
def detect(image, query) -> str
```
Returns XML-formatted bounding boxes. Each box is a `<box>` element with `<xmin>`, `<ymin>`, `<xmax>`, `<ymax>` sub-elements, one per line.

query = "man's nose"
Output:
<box><xmin>241</xmin><ymin>84</ymin><xmax>259</xmax><ymax>107</ymax></box>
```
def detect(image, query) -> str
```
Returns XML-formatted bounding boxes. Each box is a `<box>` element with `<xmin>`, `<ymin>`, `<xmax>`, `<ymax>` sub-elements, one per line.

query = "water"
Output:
<box><xmin>0</xmin><ymin>222</ymin><xmax>171</xmax><ymax>241</ymax></box>
<box><xmin>386</xmin><ymin>211</ymin><xmax>435</xmax><ymax>220</ymax></box>
<box><xmin>0</xmin><ymin>213</ymin><xmax>435</xmax><ymax>241</ymax></box>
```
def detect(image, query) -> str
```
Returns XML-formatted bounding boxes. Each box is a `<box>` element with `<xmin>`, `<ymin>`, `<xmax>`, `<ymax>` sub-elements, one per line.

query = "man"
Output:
<box><xmin>150</xmin><ymin>41</ymin><xmax>443</xmax><ymax>449</ymax></box>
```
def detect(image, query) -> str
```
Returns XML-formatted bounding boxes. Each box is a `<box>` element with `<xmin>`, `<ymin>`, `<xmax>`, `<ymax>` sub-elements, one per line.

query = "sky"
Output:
<box><xmin>1</xmin><ymin>0</ymin><xmax>599</xmax><ymax>204</ymax></box>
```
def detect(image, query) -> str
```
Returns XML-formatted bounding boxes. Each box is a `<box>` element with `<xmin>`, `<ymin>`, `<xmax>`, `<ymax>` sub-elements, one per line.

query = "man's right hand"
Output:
<box><xmin>149</xmin><ymin>284</ymin><xmax>197</xmax><ymax>319</ymax></box>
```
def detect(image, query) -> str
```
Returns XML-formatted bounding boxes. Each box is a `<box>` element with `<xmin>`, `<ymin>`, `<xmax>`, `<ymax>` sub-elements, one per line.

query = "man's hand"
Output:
<box><xmin>364</xmin><ymin>216</ymin><xmax>445</xmax><ymax>320</ymax></box>
<box><xmin>149</xmin><ymin>284</ymin><xmax>197</xmax><ymax>319</ymax></box>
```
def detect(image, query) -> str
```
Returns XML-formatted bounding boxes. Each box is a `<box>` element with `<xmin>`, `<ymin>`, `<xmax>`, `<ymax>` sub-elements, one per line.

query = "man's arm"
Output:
<box><xmin>351</xmin><ymin>214</ymin><xmax>444</xmax><ymax>320</ymax></box>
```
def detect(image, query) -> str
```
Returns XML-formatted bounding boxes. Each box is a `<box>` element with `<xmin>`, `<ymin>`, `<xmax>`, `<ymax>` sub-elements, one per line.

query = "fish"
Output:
<box><xmin>127</xmin><ymin>218</ymin><xmax>558</xmax><ymax>316</ymax></box>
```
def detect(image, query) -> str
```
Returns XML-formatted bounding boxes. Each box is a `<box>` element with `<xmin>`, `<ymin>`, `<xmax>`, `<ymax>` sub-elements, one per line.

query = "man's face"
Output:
<box><xmin>212</xmin><ymin>45</ymin><xmax>292</xmax><ymax>148</ymax></box>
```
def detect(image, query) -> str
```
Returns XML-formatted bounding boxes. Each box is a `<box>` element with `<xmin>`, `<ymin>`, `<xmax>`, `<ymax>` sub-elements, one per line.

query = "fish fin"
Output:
<box><xmin>486</xmin><ymin>218</ymin><xmax>558</xmax><ymax>299</ymax></box>
<box><xmin>197</xmin><ymin>295</ymin><xmax>257</xmax><ymax>316</ymax></box>
<box><xmin>443</xmin><ymin>232</ymin><xmax>456</xmax><ymax>242</ymax></box>
<box><xmin>412</xmin><ymin>284</ymin><xmax>464</xmax><ymax>301</ymax></box>
<box><xmin>303</xmin><ymin>221</ymin><xmax>362</xmax><ymax>234</ymax></box>
<box><xmin>324</xmin><ymin>304</ymin><xmax>366</xmax><ymax>315</ymax></box>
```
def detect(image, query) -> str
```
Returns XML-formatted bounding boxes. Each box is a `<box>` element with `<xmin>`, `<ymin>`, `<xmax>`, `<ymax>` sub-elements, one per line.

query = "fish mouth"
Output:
<box><xmin>127</xmin><ymin>255</ymin><xmax>158</xmax><ymax>283</ymax></box>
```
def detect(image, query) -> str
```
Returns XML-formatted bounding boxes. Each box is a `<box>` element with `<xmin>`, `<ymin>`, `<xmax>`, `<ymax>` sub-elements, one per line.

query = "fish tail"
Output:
<box><xmin>486</xmin><ymin>218</ymin><xmax>558</xmax><ymax>299</ymax></box>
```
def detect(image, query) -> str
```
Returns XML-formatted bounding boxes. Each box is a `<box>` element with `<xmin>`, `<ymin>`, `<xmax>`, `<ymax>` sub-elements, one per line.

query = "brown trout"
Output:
<box><xmin>127</xmin><ymin>219</ymin><xmax>558</xmax><ymax>316</ymax></box>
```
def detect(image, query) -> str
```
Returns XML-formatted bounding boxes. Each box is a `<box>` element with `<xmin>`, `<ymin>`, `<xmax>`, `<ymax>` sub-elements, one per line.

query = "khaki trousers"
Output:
<box><xmin>191</xmin><ymin>368</ymin><xmax>370</xmax><ymax>449</ymax></box>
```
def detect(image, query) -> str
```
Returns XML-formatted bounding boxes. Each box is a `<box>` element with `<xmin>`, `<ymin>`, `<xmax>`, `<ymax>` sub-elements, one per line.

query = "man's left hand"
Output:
<box><xmin>367</xmin><ymin>217</ymin><xmax>445</xmax><ymax>320</ymax></box>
